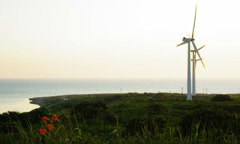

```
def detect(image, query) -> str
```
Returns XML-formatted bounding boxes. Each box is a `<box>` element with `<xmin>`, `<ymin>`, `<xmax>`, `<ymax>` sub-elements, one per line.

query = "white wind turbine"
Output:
<box><xmin>191</xmin><ymin>45</ymin><xmax>205</xmax><ymax>96</ymax></box>
<box><xmin>176</xmin><ymin>5</ymin><xmax>205</xmax><ymax>100</ymax></box>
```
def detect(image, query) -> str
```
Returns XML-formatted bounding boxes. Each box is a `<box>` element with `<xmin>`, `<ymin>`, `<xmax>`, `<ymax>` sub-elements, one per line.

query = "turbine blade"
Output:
<box><xmin>201</xmin><ymin>60</ymin><xmax>206</xmax><ymax>69</ymax></box>
<box><xmin>192</xmin><ymin>40</ymin><xmax>205</xmax><ymax>69</ymax></box>
<box><xmin>198</xmin><ymin>45</ymin><xmax>205</xmax><ymax>51</ymax></box>
<box><xmin>176</xmin><ymin>41</ymin><xmax>187</xmax><ymax>47</ymax></box>
<box><xmin>197</xmin><ymin>52</ymin><xmax>205</xmax><ymax>69</ymax></box>
<box><xmin>192</xmin><ymin>5</ymin><xmax>197</xmax><ymax>39</ymax></box>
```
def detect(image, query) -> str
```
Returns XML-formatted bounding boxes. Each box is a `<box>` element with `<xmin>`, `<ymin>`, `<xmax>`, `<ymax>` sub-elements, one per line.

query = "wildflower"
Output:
<box><xmin>39</xmin><ymin>127</ymin><xmax>47</xmax><ymax>135</ymax></box>
<box><xmin>47</xmin><ymin>124</ymin><xmax>54</xmax><ymax>131</ymax></box>
<box><xmin>52</xmin><ymin>115</ymin><xmax>60</xmax><ymax>121</ymax></box>
<box><xmin>42</xmin><ymin>117</ymin><xmax>50</xmax><ymax>122</ymax></box>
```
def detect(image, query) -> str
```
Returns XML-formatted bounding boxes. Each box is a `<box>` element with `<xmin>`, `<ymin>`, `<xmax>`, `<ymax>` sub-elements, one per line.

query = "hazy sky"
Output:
<box><xmin>0</xmin><ymin>0</ymin><xmax>240</xmax><ymax>79</ymax></box>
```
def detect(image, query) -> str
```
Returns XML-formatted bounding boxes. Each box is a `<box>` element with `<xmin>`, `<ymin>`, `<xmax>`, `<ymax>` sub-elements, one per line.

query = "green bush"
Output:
<box><xmin>180</xmin><ymin>107</ymin><xmax>240</xmax><ymax>136</ymax></box>
<box><xmin>211</xmin><ymin>95</ymin><xmax>233</xmax><ymax>102</ymax></box>
<box><xmin>125</xmin><ymin>116</ymin><xmax>164</xmax><ymax>135</ymax></box>
<box><xmin>148</xmin><ymin>103</ymin><xmax>164</xmax><ymax>114</ymax></box>
<box><xmin>73</xmin><ymin>100</ymin><xmax>107</xmax><ymax>119</ymax></box>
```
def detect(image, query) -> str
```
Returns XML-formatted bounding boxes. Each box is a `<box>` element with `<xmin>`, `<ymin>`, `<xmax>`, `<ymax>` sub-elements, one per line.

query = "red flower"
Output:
<box><xmin>47</xmin><ymin>124</ymin><xmax>54</xmax><ymax>131</ymax></box>
<box><xmin>42</xmin><ymin>117</ymin><xmax>50</xmax><ymax>122</ymax></box>
<box><xmin>39</xmin><ymin>127</ymin><xmax>47</xmax><ymax>135</ymax></box>
<box><xmin>52</xmin><ymin>115</ymin><xmax>59</xmax><ymax>121</ymax></box>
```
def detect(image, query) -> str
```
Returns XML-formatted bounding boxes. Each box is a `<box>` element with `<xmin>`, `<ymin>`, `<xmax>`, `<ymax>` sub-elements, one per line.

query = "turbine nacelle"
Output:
<box><xmin>182</xmin><ymin>37</ymin><xmax>191</xmax><ymax>42</ymax></box>
<box><xmin>176</xmin><ymin>37</ymin><xmax>191</xmax><ymax>47</ymax></box>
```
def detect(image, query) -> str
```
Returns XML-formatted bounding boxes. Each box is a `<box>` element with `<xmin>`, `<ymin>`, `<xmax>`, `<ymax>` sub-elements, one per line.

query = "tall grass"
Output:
<box><xmin>2</xmin><ymin>111</ymin><xmax>240</xmax><ymax>143</ymax></box>
<box><xmin>1</xmin><ymin>93</ymin><xmax>240</xmax><ymax>143</ymax></box>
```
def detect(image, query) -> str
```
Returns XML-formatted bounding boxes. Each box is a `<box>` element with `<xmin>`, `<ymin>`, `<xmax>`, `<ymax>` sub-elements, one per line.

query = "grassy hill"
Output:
<box><xmin>1</xmin><ymin>93</ymin><xmax>240</xmax><ymax>143</ymax></box>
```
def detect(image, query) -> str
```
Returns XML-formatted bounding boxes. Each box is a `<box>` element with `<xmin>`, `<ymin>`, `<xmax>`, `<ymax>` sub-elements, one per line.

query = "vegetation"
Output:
<box><xmin>211</xmin><ymin>94</ymin><xmax>233</xmax><ymax>102</ymax></box>
<box><xmin>1</xmin><ymin>93</ymin><xmax>240</xmax><ymax>143</ymax></box>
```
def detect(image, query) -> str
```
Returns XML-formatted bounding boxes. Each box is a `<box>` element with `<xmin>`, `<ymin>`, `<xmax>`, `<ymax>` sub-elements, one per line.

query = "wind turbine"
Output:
<box><xmin>176</xmin><ymin>5</ymin><xmax>205</xmax><ymax>100</ymax></box>
<box><xmin>191</xmin><ymin>45</ymin><xmax>205</xmax><ymax>96</ymax></box>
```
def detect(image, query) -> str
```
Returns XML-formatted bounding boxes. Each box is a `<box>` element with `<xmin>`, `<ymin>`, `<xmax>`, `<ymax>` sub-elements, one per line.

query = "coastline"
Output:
<box><xmin>29</xmin><ymin>93</ymin><xmax>122</xmax><ymax>107</ymax></box>
<box><xmin>29</xmin><ymin>95</ymin><xmax>71</xmax><ymax>107</ymax></box>
<box><xmin>29</xmin><ymin>97</ymin><xmax>48</xmax><ymax>107</ymax></box>
<box><xmin>29</xmin><ymin>93</ymin><xmax>240</xmax><ymax>108</ymax></box>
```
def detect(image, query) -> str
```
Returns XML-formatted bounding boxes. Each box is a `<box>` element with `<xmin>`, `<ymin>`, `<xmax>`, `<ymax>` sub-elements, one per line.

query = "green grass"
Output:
<box><xmin>1</xmin><ymin>93</ymin><xmax>240</xmax><ymax>143</ymax></box>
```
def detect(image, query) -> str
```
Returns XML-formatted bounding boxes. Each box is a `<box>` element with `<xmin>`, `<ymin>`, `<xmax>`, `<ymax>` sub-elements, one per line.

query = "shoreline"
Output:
<box><xmin>29</xmin><ymin>92</ymin><xmax>240</xmax><ymax>108</ymax></box>
<box><xmin>29</xmin><ymin>97</ymin><xmax>48</xmax><ymax>107</ymax></box>
<box><xmin>29</xmin><ymin>95</ymin><xmax>75</xmax><ymax>107</ymax></box>
<box><xmin>29</xmin><ymin>93</ymin><xmax>124</xmax><ymax>107</ymax></box>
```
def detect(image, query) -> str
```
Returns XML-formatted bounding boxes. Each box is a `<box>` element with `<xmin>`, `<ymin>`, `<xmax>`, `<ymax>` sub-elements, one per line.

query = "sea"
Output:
<box><xmin>0</xmin><ymin>79</ymin><xmax>239</xmax><ymax>114</ymax></box>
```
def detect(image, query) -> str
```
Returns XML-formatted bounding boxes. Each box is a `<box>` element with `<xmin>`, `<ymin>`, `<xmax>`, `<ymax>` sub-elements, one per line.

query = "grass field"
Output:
<box><xmin>1</xmin><ymin>93</ymin><xmax>240</xmax><ymax>143</ymax></box>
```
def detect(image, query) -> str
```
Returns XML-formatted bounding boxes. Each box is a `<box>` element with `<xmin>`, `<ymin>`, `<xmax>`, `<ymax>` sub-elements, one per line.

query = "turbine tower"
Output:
<box><xmin>176</xmin><ymin>5</ymin><xmax>205</xmax><ymax>100</ymax></box>
<box><xmin>192</xmin><ymin>50</ymin><xmax>196</xmax><ymax>96</ymax></box>
<box><xmin>176</xmin><ymin>37</ymin><xmax>192</xmax><ymax>100</ymax></box>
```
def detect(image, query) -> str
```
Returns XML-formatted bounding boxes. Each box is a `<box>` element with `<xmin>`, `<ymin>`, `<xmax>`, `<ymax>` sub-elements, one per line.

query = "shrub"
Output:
<box><xmin>73</xmin><ymin>100</ymin><xmax>107</xmax><ymax>119</ymax></box>
<box><xmin>180</xmin><ymin>107</ymin><xmax>236</xmax><ymax>136</ymax></box>
<box><xmin>148</xmin><ymin>103</ymin><xmax>164</xmax><ymax>114</ymax></box>
<box><xmin>211</xmin><ymin>95</ymin><xmax>233</xmax><ymax>102</ymax></box>
<box><xmin>125</xmin><ymin>116</ymin><xmax>164</xmax><ymax>135</ymax></box>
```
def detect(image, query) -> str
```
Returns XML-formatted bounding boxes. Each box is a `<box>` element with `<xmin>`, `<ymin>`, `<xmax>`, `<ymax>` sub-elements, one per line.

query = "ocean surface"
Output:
<box><xmin>0</xmin><ymin>79</ymin><xmax>239</xmax><ymax>114</ymax></box>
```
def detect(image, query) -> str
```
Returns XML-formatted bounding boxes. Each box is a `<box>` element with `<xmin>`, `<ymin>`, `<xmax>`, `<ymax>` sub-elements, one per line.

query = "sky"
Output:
<box><xmin>0</xmin><ymin>0</ymin><xmax>240</xmax><ymax>80</ymax></box>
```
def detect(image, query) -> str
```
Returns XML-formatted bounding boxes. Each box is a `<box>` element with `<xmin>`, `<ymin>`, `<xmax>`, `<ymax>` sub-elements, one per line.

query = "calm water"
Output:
<box><xmin>0</xmin><ymin>79</ymin><xmax>239</xmax><ymax>113</ymax></box>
